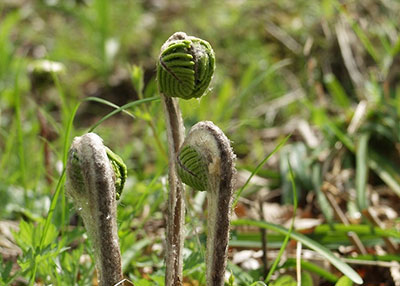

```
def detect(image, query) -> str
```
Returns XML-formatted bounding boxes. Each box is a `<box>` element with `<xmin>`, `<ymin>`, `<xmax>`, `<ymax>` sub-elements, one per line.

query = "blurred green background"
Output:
<box><xmin>1</xmin><ymin>0</ymin><xmax>400</xmax><ymax>285</ymax></box>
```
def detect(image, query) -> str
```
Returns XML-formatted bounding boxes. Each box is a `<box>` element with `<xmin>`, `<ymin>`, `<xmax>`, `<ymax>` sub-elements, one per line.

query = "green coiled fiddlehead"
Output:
<box><xmin>177</xmin><ymin>121</ymin><xmax>236</xmax><ymax>286</ymax></box>
<box><xmin>158</xmin><ymin>32</ymin><xmax>215</xmax><ymax>100</ymax></box>
<box><xmin>157</xmin><ymin>32</ymin><xmax>215</xmax><ymax>286</ymax></box>
<box><xmin>177</xmin><ymin>145</ymin><xmax>208</xmax><ymax>191</ymax></box>
<box><xmin>105</xmin><ymin>146</ymin><xmax>127</xmax><ymax>200</ymax></box>
<box><xmin>65</xmin><ymin>133</ymin><xmax>127</xmax><ymax>286</ymax></box>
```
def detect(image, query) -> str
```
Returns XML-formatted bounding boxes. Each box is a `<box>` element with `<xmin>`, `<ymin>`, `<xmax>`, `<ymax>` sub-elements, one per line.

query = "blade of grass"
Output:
<box><xmin>322</xmin><ymin>112</ymin><xmax>400</xmax><ymax>197</ymax></box>
<box><xmin>391</xmin><ymin>37</ymin><xmax>400</xmax><ymax>57</ymax></box>
<box><xmin>333</xmin><ymin>0</ymin><xmax>379</xmax><ymax>64</ymax></box>
<box><xmin>0</xmin><ymin>120</ymin><xmax>17</xmax><ymax>178</ymax></box>
<box><xmin>231</xmin><ymin>222</ymin><xmax>400</xmax><ymax>248</ymax></box>
<box><xmin>313</xmin><ymin>223</ymin><xmax>400</xmax><ymax>239</ymax></box>
<box><xmin>325</xmin><ymin>120</ymin><xmax>354</xmax><ymax>151</ymax></box>
<box><xmin>250</xmin><ymin>282</ymin><xmax>267</xmax><ymax>286</ymax></box>
<box><xmin>0</xmin><ymin>9</ymin><xmax>19</xmax><ymax>78</ymax></box>
<box><xmin>32</xmin><ymin>102</ymin><xmax>82</xmax><ymax>285</ymax></box>
<box><xmin>335</xmin><ymin>276</ymin><xmax>353</xmax><ymax>286</ymax></box>
<box><xmin>232</xmin><ymin>220</ymin><xmax>363</xmax><ymax>284</ymax></box>
<box><xmin>350</xmin><ymin>23</ymin><xmax>379</xmax><ymax>64</ymax></box>
<box><xmin>323</xmin><ymin>73</ymin><xmax>350</xmax><ymax>108</ymax></box>
<box><xmin>85</xmin><ymin>96</ymin><xmax>166</xmax><ymax>160</ymax></box>
<box><xmin>85</xmin><ymin>96</ymin><xmax>159</xmax><ymax>132</ymax></box>
<box><xmin>238</xmin><ymin>59</ymin><xmax>292</xmax><ymax>105</ymax></box>
<box><xmin>14</xmin><ymin>62</ymin><xmax>27</xmax><ymax>203</ymax></box>
<box><xmin>232</xmin><ymin>134</ymin><xmax>290</xmax><ymax>208</ymax></box>
<box><xmin>84</xmin><ymin>96</ymin><xmax>136</xmax><ymax>119</ymax></box>
<box><xmin>130</xmin><ymin>66</ymin><xmax>167</xmax><ymax>160</ymax></box>
<box><xmin>60</xmin><ymin>103</ymin><xmax>82</xmax><ymax>231</ymax></box>
<box><xmin>280</xmin><ymin>258</ymin><xmax>339</xmax><ymax>283</ymax></box>
<box><xmin>311</xmin><ymin>164</ymin><xmax>334</xmax><ymax>224</ymax></box>
<box><xmin>265</xmin><ymin>160</ymin><xmax>297</xmax><ymax>283</ymax></box>
<box><xmin>356</xmin><ymin>133</ymin><xmax>369</xmax><ymax>210</ymax></box>
<box><xmin>368</xmin><ymin>149</ymin><xmax>400</xmax><ymax>196</ymax></box>
<box><xmin>51</xmin><ymin>70</ymin><xmax>70</xmax><ymax>122</ymax></box>
<box><xmin>348</xmin><ymin>254</ymin><xmax>400</xmax><ymax>263</ymax></box>
<box><xmin>29</xmin><ymin>169</ymin><xmax>65</xmax><ymax>285</ymax></box>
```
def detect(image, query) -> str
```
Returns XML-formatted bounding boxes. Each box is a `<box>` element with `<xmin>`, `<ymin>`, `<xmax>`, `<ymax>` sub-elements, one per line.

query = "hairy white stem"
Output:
<box><xmin>161</xmin><ymin>95</ymin><xmax>186</xmax><ymax>286</ymax></box>
<box><xmin>65</xmin><ymin>133</ymin><xmax>123</xmax><ymax>286</ymax></box>
<box><xmin>179</xmin><ymin>121</ymin><xmax>236</xmax><ymax>286</ymax></box>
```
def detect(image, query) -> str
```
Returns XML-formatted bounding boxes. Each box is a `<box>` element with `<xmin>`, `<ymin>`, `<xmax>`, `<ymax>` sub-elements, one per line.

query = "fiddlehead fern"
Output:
<box><xmin>158</xmin><ymin>32</ymin><xmax>215</xmax><ymax>100</ymax></box>
<box><xmin>105</xmin><ymin>146</ymin><xmax>127</xmax><ymax>200</ymax></box>
<box><xmin>157</xmin><ymin>32</ymin><xmax>216</xmax><ymax>286</ymax></box>
<box><xmin>65</xmin><ymin>133</ymin><xmax>126</xmax><ymax>286</ymax></box>
<box><xmin>177</xmin><ymin>121</ymin><xmax>236</xmax><ymax>286</ymax></box>
<box><xmin>177</xmin><ymin>145</ymin><xmax>208</xmax><ymax>191</ymax></box>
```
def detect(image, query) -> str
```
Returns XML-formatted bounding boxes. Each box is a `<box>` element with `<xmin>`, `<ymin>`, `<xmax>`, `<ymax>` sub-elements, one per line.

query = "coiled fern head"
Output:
<box><xmin>157</xmin><ymin>32</ymin><xmax>215</xmax><ymax>100</ymax></box>
<box><xmin>177</xmin><ymin>145</ymin><xmax>208</xmax><ymax>191</ymax></box>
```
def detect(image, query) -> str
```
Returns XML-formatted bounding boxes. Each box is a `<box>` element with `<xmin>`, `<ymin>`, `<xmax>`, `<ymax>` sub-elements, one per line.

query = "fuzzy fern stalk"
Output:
<box><xmin>157</xmin><ymin>32</ymin><xmax>215</xmax><ymax>286</ymax></box>
<box><xmin>65</xmin><ymin>133</ymin><xmax>127</xmax><ymax>286</ymax></box>
<box><xmin>177</xmin><ymin>121</ymin><xmax>236</xmax><ymax>286</ymax></box>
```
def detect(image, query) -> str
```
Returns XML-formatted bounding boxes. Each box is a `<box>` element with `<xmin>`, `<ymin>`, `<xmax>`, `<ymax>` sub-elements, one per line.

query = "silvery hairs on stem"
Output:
<box><xmin>65</xmin><ymin>133</ymin><xmax>127</xmax><ymax>286</ymax></box>
<box><xmin>157</xmin><ymin>32</ymin><xmax>215</xmax><ymax>286</ymax></box>
<box><xmin>177</xmin><ymin>121</ymin><xmax>236</xmax><ymax>286</ymax></box>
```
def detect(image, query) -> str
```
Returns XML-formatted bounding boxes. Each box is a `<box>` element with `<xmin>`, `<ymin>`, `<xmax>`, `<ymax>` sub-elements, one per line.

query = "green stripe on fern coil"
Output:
<box><xmin>158</xmin><ymin>32</ymin><xmax>215</xmax><ymax>100</ymax></box>
<box><xmin>177</xmin><ymin>145</ymin><xmax>208</xmax><ymax>191</ymax></box>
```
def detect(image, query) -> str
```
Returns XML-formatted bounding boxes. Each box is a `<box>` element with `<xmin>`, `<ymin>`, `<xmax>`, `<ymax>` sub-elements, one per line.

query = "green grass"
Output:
<box><xmin>1</xmin><ymin>0</ymin><xmax>400</xmax><ymax>285</ymax></box>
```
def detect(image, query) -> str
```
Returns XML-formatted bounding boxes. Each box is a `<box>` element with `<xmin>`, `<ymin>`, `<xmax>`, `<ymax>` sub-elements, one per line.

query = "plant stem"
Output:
<box><xmin>66</xmin><ymin>133</ymin><xmax>124</xmax><ymax>286</ymax></box>
<box><xmin>177</xmin><ymin>121</ymin><xmax>236</xmax><ymax>286</ymax></box>
<box><xmin>158</xmin><ymin>32</ymin><xmax>215</xmax><ymax>285</ymax></box>
<box><xmin>201</xmin><ymin>123</ymin><xmax>235</xmax><ymax>286</ymax></box>
<box><xmin>161</xmin><ymin>94</ymin><xmax>186</xmax><ymax>286</ymax></box>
